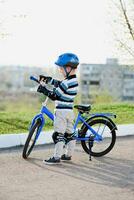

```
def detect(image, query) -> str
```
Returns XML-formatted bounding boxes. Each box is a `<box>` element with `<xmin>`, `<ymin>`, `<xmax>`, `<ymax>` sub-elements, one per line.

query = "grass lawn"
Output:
<box><xmin>0</xmin><ymin>100</ymin><xmax>134</xmax><ymax>134</ymax></box>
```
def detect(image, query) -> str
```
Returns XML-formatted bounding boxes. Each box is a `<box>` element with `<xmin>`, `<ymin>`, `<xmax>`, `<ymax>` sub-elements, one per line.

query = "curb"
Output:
<box><xmin>0</xmin><ymin>124</ymin><xmax>134</xmax><ymax>149</ymax></box>
<box><xmin>0</xmin><ymin>130</ymin><xmax>53</xmax><ymax>148</ymax></box>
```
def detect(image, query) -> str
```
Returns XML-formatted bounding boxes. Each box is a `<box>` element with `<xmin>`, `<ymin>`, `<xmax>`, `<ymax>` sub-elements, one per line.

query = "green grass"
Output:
<box><xmin>0</xmin><ymin>98</ymin><xmax>134</xmax><ymax>134</ymax></box>
<box><xmin>0</xmin><ymin>111</ymin><xmax>53</xmax><ymax>134</ymax></box>
<box><xmin>91</xmin><ymin>103</ymin><xmax>134</xmax><ymax>124</ymax></box>
<box><xmin>0</xmin><ymin>96</ymin><xmax>54</xmax><ymax>134</ymax></box>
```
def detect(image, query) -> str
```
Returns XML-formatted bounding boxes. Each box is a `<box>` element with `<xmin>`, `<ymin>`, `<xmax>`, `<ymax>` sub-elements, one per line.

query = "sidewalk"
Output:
<box><xmin>0</xmin><ymin>136</ymin><xmax>134</xmax><ymax>200</ymax></box>
<box><xmin>0</xmin><ymin>124</ymin><xmax>134</xmax><ymax>148</ymax></box>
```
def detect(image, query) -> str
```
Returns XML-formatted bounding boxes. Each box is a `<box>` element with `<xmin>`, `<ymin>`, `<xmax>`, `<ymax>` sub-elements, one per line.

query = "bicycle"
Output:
<box><xmin>22</xmin><ymin>76</ymin><xmax>117</xmax><ymax>161</ymax></box>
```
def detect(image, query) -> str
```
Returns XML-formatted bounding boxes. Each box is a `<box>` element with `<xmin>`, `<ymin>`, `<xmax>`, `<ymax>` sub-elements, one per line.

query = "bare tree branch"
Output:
<box><xmin>119</xmin><ymin>0</ymin><xmax>134</xmax><ymax>40</ymax></box>
<box><xmin>116</xmin><ymin>38</ymin><xmax>134</xmax><ymax>57</ymax></box>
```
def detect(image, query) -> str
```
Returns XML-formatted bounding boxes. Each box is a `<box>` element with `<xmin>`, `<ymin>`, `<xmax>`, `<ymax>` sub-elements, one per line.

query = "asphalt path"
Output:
<box><xmin>0</xmin><ymin>136</ymin><xmax>134</xmax><ymax>200</ymax></box>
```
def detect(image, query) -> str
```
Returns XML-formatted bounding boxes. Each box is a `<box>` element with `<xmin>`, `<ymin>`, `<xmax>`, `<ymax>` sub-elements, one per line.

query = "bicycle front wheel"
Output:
<box><xmin>22</xmin><ymin>120</ymin><xmax>41</xmax><ymax>159</ymax></box>
<box><xmin>81</xmin><ymin>118</ymin><xmax>116</xmax><ymax>157</ymax></box>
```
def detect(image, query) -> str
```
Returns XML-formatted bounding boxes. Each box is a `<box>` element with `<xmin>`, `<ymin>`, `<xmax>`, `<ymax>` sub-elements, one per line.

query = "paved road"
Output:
<box><xmin>0</xmin><ymin>136</ymin><xmax>134</xmax><ymax>200</ymax></box>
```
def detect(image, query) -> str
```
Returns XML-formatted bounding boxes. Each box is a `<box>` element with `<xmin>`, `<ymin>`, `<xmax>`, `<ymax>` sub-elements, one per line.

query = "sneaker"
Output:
<box><xmin>43</xmin><ymin>157</ymin><xmax>61</xmax><ymax>165</ymax></box>
<box><xmin>61</xmin><ymin>154</ymin><xmax>71</xmax><ymax>161</ymax></box>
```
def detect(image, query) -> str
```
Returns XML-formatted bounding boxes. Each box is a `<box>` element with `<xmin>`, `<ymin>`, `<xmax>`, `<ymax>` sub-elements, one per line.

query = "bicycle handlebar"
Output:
<box><xmin>30</xmin><ymin>76</ymin><xmax>39</xmax><ymax>83</ymax></box>
<box><xmin>30</xmin><ymin>76</ymin><xmax>49</xmax><ymax>105</ymax></box>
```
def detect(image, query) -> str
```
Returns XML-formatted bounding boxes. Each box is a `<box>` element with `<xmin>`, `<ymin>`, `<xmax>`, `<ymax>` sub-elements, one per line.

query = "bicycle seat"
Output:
<box><xmin>74</xmin><ymin>104</ymin><xmax>91</xmax><ymax>113</ymax></box>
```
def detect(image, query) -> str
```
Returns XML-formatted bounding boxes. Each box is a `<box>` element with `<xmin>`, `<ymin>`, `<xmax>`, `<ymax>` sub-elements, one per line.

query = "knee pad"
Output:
<box><xmin>64</xmin><ymin>132</ymin><xmax>75</xmax><ymax>144</ymax></box>
<box><xmin>52</xmin><ymin>132</ymin><xmax>64</xmax><ymax>144</ymax></box>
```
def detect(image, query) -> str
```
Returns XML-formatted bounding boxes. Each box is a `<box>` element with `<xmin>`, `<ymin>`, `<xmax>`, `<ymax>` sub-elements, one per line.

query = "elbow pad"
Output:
<box><xmin>37</xmin><ymin>85</ymin><xmax>59</xmax><ymax>100</ymax></box>
<box><xmin>48</xmin><ymin>92</ymin><xmax>59</xmax><ymax>101</ymax></box>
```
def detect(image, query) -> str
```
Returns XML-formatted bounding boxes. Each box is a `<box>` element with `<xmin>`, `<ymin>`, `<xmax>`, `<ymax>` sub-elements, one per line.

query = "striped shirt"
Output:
<box><xmin>51</xmin><ymin>74</ymin><xmax>78</xmax><ymax>110</ymax></box>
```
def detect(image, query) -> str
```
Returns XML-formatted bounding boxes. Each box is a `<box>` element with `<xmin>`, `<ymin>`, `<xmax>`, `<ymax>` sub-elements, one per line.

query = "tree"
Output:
<box><xmin>108</xmin><ymin>0</ymin><xmax>134</xmax><ymax>62</ymax></box>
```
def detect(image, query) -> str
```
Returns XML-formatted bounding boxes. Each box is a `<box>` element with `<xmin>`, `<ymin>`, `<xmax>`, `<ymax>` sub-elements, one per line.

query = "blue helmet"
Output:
<box><xmin>55</xmin><ymin>53</ymin><xmax>79</xmax><ymax>68</ymax></box>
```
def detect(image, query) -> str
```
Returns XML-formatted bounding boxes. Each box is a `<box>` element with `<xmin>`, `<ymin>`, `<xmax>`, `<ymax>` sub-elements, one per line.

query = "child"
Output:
<box><xmin>37</xmin><ymin>53</ymin><xmax>79</xmax><ymax>164</ymax></box>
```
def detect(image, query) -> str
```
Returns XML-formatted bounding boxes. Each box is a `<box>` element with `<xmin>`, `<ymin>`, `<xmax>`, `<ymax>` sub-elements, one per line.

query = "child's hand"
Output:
<box><xmin>39</xmin><ymin>75</ymin><xmax>47</xmax><ymax>82</ymax></box>
<box><xmin>39</xmin><ymin>75</ymin><xmax>52</xmax><ymax>84</ymax></box>
<box><xmin>37</xmin><ymin>85</ymin><xmax>49</xmax><ymax>96</ymax></box>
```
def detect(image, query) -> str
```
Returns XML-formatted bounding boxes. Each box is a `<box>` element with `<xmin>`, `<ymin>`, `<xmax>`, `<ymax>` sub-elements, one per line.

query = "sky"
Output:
<box><xmin>0</xmin><ymin>0</ymin><xmax>115</xmax><ymax>66</ymax></box>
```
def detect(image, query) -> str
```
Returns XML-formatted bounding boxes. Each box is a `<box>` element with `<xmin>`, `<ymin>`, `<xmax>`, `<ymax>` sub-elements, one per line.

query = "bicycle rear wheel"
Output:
<box><xmin>80</xmin><ymin>118</ymin><xmax>116</xmax><ymax>157</ymax></box>
<box><xmin>22</xmin><ymin>119</ymin><xmax>41</xmax><ymax>159</ymax></box>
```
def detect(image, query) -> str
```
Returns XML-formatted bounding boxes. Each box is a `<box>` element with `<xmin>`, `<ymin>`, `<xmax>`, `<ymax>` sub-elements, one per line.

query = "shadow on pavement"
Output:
<box><xmin>26</xmin><ymin>155</ymin><xmax>134</xmax><ymax>191</ymax></box>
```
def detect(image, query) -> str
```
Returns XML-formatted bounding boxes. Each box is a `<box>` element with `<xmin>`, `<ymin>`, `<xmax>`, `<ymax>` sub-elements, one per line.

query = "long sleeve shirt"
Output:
<box><xmin>49</xmin><ymin>74</ymin><xmax>78</xmax><ymax>110</ymax></box>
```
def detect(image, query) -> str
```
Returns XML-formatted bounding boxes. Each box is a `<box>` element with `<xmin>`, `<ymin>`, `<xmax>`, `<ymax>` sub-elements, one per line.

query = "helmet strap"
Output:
<box><xmin>63</xmin><ymin>66</ymin><xmax>73</xmax><ymax>78</ymax></box>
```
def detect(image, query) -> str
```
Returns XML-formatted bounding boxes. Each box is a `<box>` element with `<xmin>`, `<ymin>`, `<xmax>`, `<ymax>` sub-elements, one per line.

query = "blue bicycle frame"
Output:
<box><xmin>29</xmin><ymin>76</ymin><xmax>117</xmax><ymax>144</ymax></box>
<box><xmin>30</xmin><ymin>97</ymin><xmax>116</xmax><ymax>143</ymax></box>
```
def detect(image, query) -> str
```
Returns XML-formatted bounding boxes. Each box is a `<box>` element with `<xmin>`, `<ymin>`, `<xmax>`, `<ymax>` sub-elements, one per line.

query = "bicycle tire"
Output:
<box><xmin>22</xmin><ymin>120</ymin><xmax>41</xmax><ymax>159</ymax></box>
<box><xmin>80</xmin><ymin>118</ymin><xmax>116</xmax><ymax>157</ymax></box>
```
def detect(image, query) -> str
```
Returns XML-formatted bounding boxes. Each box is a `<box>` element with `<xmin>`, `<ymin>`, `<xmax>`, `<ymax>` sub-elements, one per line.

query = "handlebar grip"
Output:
<box><xmin>30</xmin><ymin>76</ymin><xmax>39</xmax><ymax>83</ymax></box>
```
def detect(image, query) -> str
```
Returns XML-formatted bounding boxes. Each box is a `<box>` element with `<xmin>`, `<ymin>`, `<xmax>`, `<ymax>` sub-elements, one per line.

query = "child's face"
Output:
<box><xmin>58</xmin><ymin>67</ymin><xmax>66</xmax><ymax>77</ymax></box>
<box><xmin>58</xmin><ymin>66</ymin><xmax>75</xmax><ymax>77</ymax></box>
